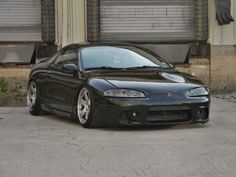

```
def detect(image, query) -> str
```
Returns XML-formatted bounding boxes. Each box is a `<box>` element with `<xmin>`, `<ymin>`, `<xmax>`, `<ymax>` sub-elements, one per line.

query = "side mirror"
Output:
<box><xmin>169</xmin><ymin>63</ymin><xmax>175</xmax><ymax>69</ymax></box>
<box><xmin>62</xmin><ymin>63</ymin><xmax>78</xmax><ymax>73</ymax></box>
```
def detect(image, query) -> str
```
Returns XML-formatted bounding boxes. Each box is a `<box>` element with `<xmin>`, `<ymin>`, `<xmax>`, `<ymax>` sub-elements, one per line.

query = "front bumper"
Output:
<box><xmin>93</xmin><ymin>96</ymin><xmax>210</xmax><ymax>126</ymax></box>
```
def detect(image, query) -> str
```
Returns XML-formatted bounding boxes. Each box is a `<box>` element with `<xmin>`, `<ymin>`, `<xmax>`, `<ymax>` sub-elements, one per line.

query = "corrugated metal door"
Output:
<box><xmin>100</xmin><ymin>0</ymin><xmax>195</xmax><ymax>42</ymax></box>
<box><xmin>0</xmin><ymin>0</ymin><xmax>41</xmax><ymax>42</ymax></box>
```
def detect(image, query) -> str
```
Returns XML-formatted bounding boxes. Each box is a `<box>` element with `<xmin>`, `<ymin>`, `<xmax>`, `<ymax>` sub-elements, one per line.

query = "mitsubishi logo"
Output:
<box><xmin>166</xmin><ymin>92</ymin><xmax>172</xmax><ymax>97</ymax></box>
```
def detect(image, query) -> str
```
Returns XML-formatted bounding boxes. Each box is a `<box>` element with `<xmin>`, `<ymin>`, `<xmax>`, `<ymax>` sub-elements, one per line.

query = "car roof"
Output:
<box><xmin>64</xmin><ymin>42</ymin><xmax>139</xmax><ymax>50</ymax></box>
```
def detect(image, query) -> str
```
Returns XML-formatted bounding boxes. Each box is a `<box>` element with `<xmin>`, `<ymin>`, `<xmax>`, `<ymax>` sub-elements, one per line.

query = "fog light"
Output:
<box><xmin>197</xmin><ymin>110</ymin><xmax>201</xmax><ymax>115</ymax></box>
<box><xmin>127</xmin><ymin>111</ymin><xmax>140</xmax><ymax>122</ymax></box>
<box><xmin>196</xmin><ymin>108</ymin><xmax>208</xmax><ymax>120</ymax></box>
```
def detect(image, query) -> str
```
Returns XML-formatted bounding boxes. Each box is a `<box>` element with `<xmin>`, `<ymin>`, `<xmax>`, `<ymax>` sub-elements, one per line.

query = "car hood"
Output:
<box><xmin>87</xmin><ymin>69</ymin><xmax>204</xmax><ymax>93</ymax></box>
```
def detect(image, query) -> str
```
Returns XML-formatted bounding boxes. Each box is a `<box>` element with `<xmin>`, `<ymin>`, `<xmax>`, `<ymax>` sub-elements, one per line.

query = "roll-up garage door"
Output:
<box><xmin>100</xmin><ymin>0</ymin><xmax>195</xmax><ymax>42</ymax></box>
<box><xmin>0</xmin><ymin>0</ymin><xmax>41</xmax><ymax>42</ymax></box>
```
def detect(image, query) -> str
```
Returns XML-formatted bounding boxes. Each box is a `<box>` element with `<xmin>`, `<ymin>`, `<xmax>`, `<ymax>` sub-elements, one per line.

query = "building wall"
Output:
<box><xmin>209</xmin><ymin>0</ymin><xmax>236</xmax><ymax>45</ymax></box>
<box><xmin>208</xmin><ymin>0</ymin><xmax>236</xmax><ymax>92</ymax></box>
<box><xmin>54</xmin><ymin>0</ymin><xmax>236</xmax><ymax>47</ymax></box>
<box><xmin>55</xmin><ymin>0</ymin><xmax>86</xmax><ymax>48</ymax></box>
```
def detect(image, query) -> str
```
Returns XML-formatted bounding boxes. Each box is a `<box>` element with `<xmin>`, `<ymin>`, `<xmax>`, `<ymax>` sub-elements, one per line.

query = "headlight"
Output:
<box><xmin>187</xmin><ymin>87</ymin><xmax>209</xmax><ymax>97</ymax></box>
<box><xmin>104</xmin><ymin>89</ymin><xmax>146</xmax><ymax>98</ymax></box>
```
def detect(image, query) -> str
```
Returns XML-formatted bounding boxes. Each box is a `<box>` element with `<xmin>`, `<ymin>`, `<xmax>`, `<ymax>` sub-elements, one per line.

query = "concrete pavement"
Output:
<box><xmin>0</xmin><ymin>97</ymin><xmax>236</xmax><ymax>177</ymax></box>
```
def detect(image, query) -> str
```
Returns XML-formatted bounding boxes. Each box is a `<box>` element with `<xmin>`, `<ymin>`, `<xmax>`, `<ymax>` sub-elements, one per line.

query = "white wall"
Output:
<box><xmin>209</xmin><ymin>0</ymin><xmax>236</xmax><ymax>45</ymax></box>
<box><xmin>55</xmin><ymin>0</ymin><xmax>86</xmax><ymax>48</ymax></box>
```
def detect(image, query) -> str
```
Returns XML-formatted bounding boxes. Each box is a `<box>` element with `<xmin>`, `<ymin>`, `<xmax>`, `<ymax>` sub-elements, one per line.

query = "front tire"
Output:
<box><xmin>27</xmin><ymin>80</ymin><xmax>43</xmax><ymax>115</ymax></box>
<box><xmin>77</xmin><ymin>86</ymin><xmax>96</xmax><ymax>128</ymax></box>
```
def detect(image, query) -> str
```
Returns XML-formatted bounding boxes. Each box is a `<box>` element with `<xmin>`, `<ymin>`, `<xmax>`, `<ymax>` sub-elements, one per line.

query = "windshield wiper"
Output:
<box><xmin>126</xmin><ymin>65</ymin><xmax>161</xmax><ymax>70</ymax></box>
<box><xmin>85</xmin><ymin>65</ymin><xmax>161</xmax><ymax>71</ymax></box>
<box><xmin>85</xmin><ymin>66</ymin><xmax>123</xmax><ymax>71</ymax></box>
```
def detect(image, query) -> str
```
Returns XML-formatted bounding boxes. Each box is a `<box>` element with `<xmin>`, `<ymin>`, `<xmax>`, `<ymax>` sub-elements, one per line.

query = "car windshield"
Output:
<box><xmin>80</xmin><ymin>46</ymin><xmax>171</xmax><ymax>71</ymax></box>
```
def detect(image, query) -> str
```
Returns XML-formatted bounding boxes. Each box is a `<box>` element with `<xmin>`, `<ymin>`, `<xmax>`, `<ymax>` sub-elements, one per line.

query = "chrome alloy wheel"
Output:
<box><xmin>27</xmin><ymin>81</ymin><xmax>37</xmax><ymax>111</ymax></box>
<box><xmin>77</xmin><ymin>88</ymin><xmax>91</xmax><ymax>124</ymax></box>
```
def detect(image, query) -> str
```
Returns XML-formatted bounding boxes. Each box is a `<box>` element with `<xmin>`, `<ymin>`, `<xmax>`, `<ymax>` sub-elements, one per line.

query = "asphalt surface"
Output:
<box><xmin>0</xmin><ymin>97</ymin><xmax>236</xmax><ymax>177</ymax></box>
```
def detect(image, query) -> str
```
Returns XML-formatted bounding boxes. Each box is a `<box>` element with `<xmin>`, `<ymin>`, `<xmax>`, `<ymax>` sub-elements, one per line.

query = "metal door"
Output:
<box><xmin>100</xmin><ymin>0</ymin><xmax>195</xmax><ymax>42</ymax></box>
<box><xmin>0</xmin><ymin>0</ymin><xmax>41</xmax><ymax>42</ymax></box>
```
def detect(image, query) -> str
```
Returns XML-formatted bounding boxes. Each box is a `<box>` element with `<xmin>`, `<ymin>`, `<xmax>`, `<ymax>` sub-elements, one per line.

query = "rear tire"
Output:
<box><xmin>77</xmin><ymin>86</ymin><xmax>96</xmax><ymax>128</ymax></box>
<box><xmin>27</xmin><ymin>80</ymin><xmax>43</xmax><ymax>115</ymax></box>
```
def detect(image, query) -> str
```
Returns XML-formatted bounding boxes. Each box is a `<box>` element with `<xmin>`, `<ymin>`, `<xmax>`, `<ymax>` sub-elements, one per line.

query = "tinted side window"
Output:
<box><xmin>53</xmin><ymin>49</ymin><xmax>78</xmax><ymax>69</ymax></box>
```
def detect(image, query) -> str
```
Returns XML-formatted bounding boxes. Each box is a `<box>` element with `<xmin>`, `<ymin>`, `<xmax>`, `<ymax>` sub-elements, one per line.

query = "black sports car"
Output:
<box><xmin>27</xmin><ymin>43</ymin><xmax>210</xmax><ymax>128</ymax></box>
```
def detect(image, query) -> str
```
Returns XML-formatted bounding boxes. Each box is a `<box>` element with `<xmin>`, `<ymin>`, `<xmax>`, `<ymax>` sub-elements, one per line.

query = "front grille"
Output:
<box><xmin>147</xmin><ymin>109</ymin><xmax>191</xmax><ymax>123</ymax></box>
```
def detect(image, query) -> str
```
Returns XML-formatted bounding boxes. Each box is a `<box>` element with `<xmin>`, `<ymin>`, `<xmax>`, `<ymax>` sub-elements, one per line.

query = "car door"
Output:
<box><xmin>46</xmin><ymin>47</ymin><xmax>82</xmax><ymax>114</ymax></box>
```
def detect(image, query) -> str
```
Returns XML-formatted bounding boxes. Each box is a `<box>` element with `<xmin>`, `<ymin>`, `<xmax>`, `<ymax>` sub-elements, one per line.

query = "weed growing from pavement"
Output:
<box><xmin>0</xmin><ymin>79</ymin><xmax>7</xmax><ymax>93</ymax></box>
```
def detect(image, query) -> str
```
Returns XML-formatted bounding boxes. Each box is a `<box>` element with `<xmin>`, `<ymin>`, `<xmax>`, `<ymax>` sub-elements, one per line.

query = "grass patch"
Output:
<box><xmin>0</xmin><ymin>79</ymin><xmax>8</xmax><ymax>93</ymax></box>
